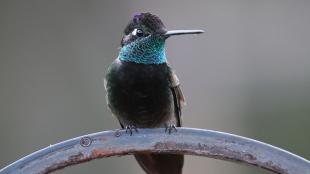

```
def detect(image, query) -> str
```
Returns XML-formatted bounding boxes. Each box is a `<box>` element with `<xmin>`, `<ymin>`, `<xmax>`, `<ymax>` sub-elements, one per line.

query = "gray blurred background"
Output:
<box><xmin>1</xmin><ymin>0</ymin><xmax>309</xmax><ymax>173</ymax></box>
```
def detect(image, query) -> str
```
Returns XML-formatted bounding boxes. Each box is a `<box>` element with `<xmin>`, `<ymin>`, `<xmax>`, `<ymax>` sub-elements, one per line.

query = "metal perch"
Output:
<box><xmin>0</xmin><ymin>127</ymin><xmax>309</xmax><ymax>174</ymax></box>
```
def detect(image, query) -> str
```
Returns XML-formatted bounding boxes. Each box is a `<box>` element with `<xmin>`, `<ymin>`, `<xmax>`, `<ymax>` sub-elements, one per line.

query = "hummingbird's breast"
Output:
<box><xmin>105</xmin><ymin>59</ymin><xmax>173</xmax><ymax>127</ymax></box>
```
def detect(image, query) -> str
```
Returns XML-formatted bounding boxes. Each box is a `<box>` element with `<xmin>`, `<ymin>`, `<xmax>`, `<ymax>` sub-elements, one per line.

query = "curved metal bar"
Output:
<box><xmin>0</xmin><ymin>128</ymin><xmax>309</xmax><ymax>174</ymax></box>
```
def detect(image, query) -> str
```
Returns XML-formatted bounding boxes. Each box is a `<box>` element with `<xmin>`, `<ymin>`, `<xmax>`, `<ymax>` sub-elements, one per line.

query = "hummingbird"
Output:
<box><xmin>105</xmin><ymin>12</ymin><xmax>204</xmax><ymax>174</ymax></box>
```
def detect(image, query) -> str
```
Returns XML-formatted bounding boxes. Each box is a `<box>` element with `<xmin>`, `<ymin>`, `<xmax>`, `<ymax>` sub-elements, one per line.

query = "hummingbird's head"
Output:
<box><xmin>118</xmin><ymin>13</ymin><xmax>204</xmax><ymax>64</ymax></box>
<box><xmin>121</xmin><ymin>13</ymin><xmax>167</xmax><ymax>47</ymax></box>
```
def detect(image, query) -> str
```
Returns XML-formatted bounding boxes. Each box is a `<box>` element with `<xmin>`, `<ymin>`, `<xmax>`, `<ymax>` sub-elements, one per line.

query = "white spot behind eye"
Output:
<box><xmin>132</xmin><ymin>28</ymin><xmax>137</xmax><ymax>36</ymax></box>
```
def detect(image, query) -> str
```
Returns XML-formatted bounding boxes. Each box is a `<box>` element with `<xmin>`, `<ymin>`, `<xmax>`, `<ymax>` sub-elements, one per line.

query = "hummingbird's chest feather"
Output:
<box><xmin>106</xmin><ymin>59</ymin><xmax>173</xmax><ymax>127</ymax></box>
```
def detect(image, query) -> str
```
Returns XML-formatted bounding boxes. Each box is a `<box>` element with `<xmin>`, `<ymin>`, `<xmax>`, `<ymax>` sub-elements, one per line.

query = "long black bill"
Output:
<box><xmin>164</xmin><ymin>30</ymin><xmax>204</xmax><ymax>37</ymax></box>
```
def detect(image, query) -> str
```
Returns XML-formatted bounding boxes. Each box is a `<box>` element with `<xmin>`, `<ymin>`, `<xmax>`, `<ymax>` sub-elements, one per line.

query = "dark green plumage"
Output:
<box><xmin>105</xmin><ymin>12</ymin><xmax>203</xmax><ymax>174</ymax></box>
<box><xmin>106</xmin><ymin>60</ymin><xmax>174</xmax><ymax>127</ymax></box>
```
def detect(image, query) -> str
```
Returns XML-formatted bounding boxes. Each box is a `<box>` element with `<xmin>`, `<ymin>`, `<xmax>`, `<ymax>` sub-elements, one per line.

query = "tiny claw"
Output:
<box><xmin>165</xmin><ymin>124</ymin><xmax>177</xmax><ymax>134</ymax></box>
<box><xmin>125</xmin><ymin>125</ymin><xmax>138</xmax><ymax>136</ymax></box>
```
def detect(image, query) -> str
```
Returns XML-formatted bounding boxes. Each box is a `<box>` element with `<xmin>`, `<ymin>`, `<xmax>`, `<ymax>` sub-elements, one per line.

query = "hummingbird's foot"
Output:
<box><xmin>165</xmin><ymin>124</ymin><xmax>177</xmax><ymax>134</ymax></box>
<box><xmin>125</xmin><ymin>125</ymin><xmax>138</xmax><ymax>136</ymax></box>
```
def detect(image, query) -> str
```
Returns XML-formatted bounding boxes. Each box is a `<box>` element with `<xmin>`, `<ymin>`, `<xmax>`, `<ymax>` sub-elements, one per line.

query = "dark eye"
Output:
<box><xmin>136</xmin><ymin>29</ymin><xmax>143</xmax><ymax>37</ymax></box>
<box><xmin>132</xmin><ymin>28</ymin><xmax>144</xmax><ymax>37</ymax></box>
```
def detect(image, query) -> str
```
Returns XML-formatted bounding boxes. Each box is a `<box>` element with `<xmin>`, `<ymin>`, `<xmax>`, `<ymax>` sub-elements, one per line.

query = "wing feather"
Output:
<box><xmin>169</xmin><ymin>68</ymin><xmax>186</xmax><ymax>127</ymax></box>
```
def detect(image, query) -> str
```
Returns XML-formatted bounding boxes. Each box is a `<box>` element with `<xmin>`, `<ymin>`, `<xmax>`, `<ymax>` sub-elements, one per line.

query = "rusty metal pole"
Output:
<box><xmin>1</xmin><ymin>128</ymin><xmax>309</xmax><ymax>174</ymax></box>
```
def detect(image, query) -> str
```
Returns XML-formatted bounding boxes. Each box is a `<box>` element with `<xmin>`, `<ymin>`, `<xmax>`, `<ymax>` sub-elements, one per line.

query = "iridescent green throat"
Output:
<box><xmin>118</xmin><ymin>35</ymin><xmax>167</xmax><ymax>64</ymax></box>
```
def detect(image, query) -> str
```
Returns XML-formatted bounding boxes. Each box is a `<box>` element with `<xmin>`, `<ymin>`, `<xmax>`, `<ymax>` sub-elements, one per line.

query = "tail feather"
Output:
<box><xmin>134</xmin><ymin>153</ymin><xmax>184</xmax><ymax>174</ymax></box>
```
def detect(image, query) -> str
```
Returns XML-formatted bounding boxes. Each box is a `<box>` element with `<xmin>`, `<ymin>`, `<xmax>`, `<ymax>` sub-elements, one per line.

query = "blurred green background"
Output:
<box><xmin>0</xmin><ymin>0</ymin><xmax>309</xmax><ymax>173</ymax></box>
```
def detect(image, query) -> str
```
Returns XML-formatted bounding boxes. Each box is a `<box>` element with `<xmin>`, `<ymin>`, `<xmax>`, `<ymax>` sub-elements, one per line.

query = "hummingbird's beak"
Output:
<box><xmin>164</xmin><ymin>30</ymin><xmax>204</xmax><ymax>38</ymax></box>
